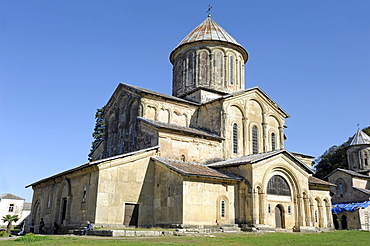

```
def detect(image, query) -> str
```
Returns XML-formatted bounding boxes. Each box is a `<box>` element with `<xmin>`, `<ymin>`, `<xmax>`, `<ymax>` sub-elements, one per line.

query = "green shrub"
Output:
<box><xmin>0</xmin><ymin>230</ymin><xmax>10</xmax><ymax>237</ymax></box>
<box><xmin>14</xmin><ymin>233</ymin><xmax>52</xmax><ymax>242</ymax></box>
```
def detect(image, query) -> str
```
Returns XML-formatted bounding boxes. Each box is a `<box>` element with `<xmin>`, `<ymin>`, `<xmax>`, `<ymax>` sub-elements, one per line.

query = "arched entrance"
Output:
<box><xmin>275</xmin><ymin>205</ymin><xmax>284</xmax><ymax>228</ymax></box>
<box><xmin>341</xmin><ymin>215</ymin><xmax>347</xmax><ymax>230</ymax></box>
<box><xmin>33</xmin><ymin>200</ymin><xmax>41</xmax><ymax>225</ymax></box>
<box><xmin>333</xmin><ymin>214</ymin><xmax>339</xmax><ymax>229</ymax></box>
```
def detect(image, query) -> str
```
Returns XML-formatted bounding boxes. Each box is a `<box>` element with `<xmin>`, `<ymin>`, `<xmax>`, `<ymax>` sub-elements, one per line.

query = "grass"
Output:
<box><xmin>0</xmin><ymin>230</ymin><xmax>368</xmax><ymax>246</ymax></box>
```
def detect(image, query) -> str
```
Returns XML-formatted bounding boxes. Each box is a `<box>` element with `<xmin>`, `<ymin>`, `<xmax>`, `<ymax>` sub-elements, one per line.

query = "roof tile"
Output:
<box><xmin>152</xmin><ymin>157</ymin><xmax>242</xmax><ymax>181</ymax></box>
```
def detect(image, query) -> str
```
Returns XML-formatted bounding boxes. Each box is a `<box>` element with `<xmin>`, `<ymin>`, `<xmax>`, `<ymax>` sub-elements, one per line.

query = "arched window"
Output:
<box><xmin>271</xmin><ymin>132</ymin><xmax>276</xmax><ymax>151</ymax></box>
<box><xmin>180</xmin><ymin>155</ymin><xmax>186</xmax><ymax>162</ymax></box>
<box><xmin>82</xmin><ymin>184</ymin><xmax>87</xmax><ymax>203</ymax></box>
<box><xmin>47</xmin><ymin>195</ymin><xmax>51</xmax><ymax>208</ymax></box>
<box><xmin>364</xmin><ymin>152</ymin><xmax>368</xmax><ymax>166</ymax></box>
<box><xmin>187</xmin><ymin>51</ymin><xmax>195</xmax><ymax>85</ymax></box>
<box><xmin>233</xmin><ymin>123</ymin><xmax>238</xmax><ymax>154</ymax></box>
<box><xmin>339</xmin><ymin>183</ymin><xmax>343</xmax><ymax>197</ymax></box>
<box><xmin>107</xmin><ymin>137</ymin><xmax>113</xmax><ymax>157</ymax></box>
<box><xmin>221</xmin><ymin>200</ymin><xmax>225</xmax><ymax>218</ymax></box>
<box><xmin>119</xmin><ymin>129</ymin><xmax>124</xmax><ymax>154</ymax></box>
<box><xmin>229</xmin><ymin>56</ymin><xmax>234</xmax><ymax>84</ymax></box>
<box><xmin>267</xmin><ymin>175</ymin><xmax>291</xmax><ymax>196</ymax></box>
<box><xmin>252</xmin><ymin>126</ymin><xmax>258</xmax><ymax>154</ymax></box>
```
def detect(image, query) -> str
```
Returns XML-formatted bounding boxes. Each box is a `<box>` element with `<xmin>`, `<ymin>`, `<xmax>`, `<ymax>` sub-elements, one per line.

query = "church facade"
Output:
<box><xmin>27</xmin><ymin>17</ymin><xmax>334</xmax><ymax>232</ymax></box>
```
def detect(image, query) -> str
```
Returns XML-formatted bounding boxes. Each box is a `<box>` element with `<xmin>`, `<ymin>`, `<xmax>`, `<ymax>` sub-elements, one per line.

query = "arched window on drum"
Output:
<box><xmin>271</xmin><ymin>132</ymin><xmax>276</xmax><ymax>151</ymax></box>
<box><xmin>267</xmin><ymin>175</ymin><xmax>291</xmax><ymax>196</ymax></box>
<box><xmin>233</xmin><ymin>123</ymin><xmax>238</xmax><ymax>154</ymax></box>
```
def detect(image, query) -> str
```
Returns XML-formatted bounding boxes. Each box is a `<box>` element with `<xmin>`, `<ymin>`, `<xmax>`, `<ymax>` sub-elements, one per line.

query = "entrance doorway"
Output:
<box><xmin>341</xmin><ymin>215</ymin><xmax>347</xmax><ymax>229</ymax></box>
<box><xmin>275</xmin><ymin>205</ymin><xmax>284</xmax><ymax>228</ymax></box>
<box><xmin>124</xmin><ymin>203</ymin><xmax>139</xmax><ymax>227</ymax></box>
<box><xmin>61</xmin><ymin>198</ymin><xmax>67</xmax><ymax>224</ymax></box>
<box><xmin>333</xmin><ymin>214</ymin><xmax>339</xmax><ymax>229</ymax></box>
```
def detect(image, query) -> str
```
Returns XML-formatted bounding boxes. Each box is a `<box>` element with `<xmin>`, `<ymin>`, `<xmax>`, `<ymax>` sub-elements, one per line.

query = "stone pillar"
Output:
<box><xmin>278</xmin><ymin>126</ymin><xmax>284</xmax><ymax>149</ymax></box>
<box><xmin>318</xmin><ymin>204</ymin><xmax>324</xmax><ymax>227</ymax></box>
<box><xmin>326</xmin><ymin>203</ymin><xmax>333</xmax><ymax>228</ymax></box>
<box><xmin>293</xmin><ymin>197</ymin><xmax>299</xmax><ymax>228</ymax></box>
<box><xmin>310</xmin><ymin>203</ymin><xmax>315</xmax><ymax>226</ymax></box>
<box><xmin>262</xmin><ymin>120</ymin><xmax>267</xmax><ymax>152</ymax></box>
<box><xmin>297</xmin><ymin>195</ymin><xmax>305</xmax><ymax>226</ymax></box>
<box><xmin>253</xmin><ymin>188</ymin><xmax>259</xmax><ymax>225</ymax></box>
<box><xmin>66</xmin><ymin>195</ymin><xmax>72</xmax><ymax>225</ymax></box>
<box><xmin>259</xmin><ymin>192</ymin><xmax>266</xmax><ymax>224</ymax></box>
<box><xmin>242</xmin><ymin>117</ymin><xmax>248</xmax><ymax>155</ymax></box>
<box><xmin>238</xmin><ymin>187</ymin><xmax>245</xmax><ymax>223</ymax></box>
<box><xmin>304</xmin><ymin>196</ymin><xmax>312</xmax><ymax>226</ymax></box>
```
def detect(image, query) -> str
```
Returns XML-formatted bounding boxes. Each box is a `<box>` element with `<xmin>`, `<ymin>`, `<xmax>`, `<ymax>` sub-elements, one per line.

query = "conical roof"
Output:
<box><xmin>175</xmin><ymin>17</ymin><xmax>242</xmax><ymax>48</ymax></box>
<box><xmin>170</xmin><ymin>16</ymin><xmax>248</xmax><ymax>63</ymax></box>
<box><xmin>349</xmin><ymin>129</ymin><xmax>370</xmax><ymax>146</ymax></box>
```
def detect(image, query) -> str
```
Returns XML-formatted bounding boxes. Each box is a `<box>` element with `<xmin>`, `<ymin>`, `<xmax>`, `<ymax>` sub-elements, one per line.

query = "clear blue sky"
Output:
<box><xmin>1</xmin><ymin>1</ymin><xmax>369</xmax><ymax>202</ymax></box>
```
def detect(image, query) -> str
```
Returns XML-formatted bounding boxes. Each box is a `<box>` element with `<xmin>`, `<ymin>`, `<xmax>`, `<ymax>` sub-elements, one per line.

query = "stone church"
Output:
<box><xmin>27</xmin><ymin>17</ymin><xmax>334</xmax><ymax>232</ymax></box>
<box><xmin>326</xmin><ymin>129</ymin><xmax>370</xmax><ymax>230</ymax></box>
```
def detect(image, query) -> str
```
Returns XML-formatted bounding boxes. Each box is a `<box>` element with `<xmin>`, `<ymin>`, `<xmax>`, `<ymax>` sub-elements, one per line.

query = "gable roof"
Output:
<box><xmin>0</xmin><ymin>194</ymin><xmax>24</xmax><ymax>200</ymax></box>
<box><xmin>221</xmin><ymin>87</ymin><xmax>290</xmax><ymax>118</ymax></box>
<box><xmin>348</xmin><ymin>129</ymin><xmax>370</xmax><ymax>146</ymax></box>
<box><xmin>139</xmin><ymin>117</ymin><xmax>223</xmax><ymax>141</ymax></box>
<box><xmin>152</xmin><ymin>157</ymin><xmax>243</xmax><ymax>181</ymax></box>
<box><xmin>325</xmin><ymin>168</ymin><xmax>370</xmax><ymax>180</ymax></box>
<box><xmin>353</xmin><ymin>187</ymin><xmax>370</xmax><ymax>196</ymax></box>
<box><xmin>26</xmin><ymin>146</ymin><xmax>161</xmax><ymax>188</ymax></box>
<box><xmin>309</xmin><ymin>176</ymin><xmax>336</xmax><ymax>187</ymax></box>
<box><xmin>122</xmin><ymin>83</ymin><xmax>200</xmax><ymax>106</ymax></box>
<box><xmin>207</xmin><ymin>149</ymin><xmax>314</xmax><ymax>174</ymax></box>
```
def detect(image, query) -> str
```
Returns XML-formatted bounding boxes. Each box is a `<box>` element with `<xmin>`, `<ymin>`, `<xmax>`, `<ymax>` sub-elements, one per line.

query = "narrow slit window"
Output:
<box><xmin>82</xmin><ymin>184</ymin><xmax>87</xmax><ymax>203</ymax></box>
<box><xmin>229</xmin><ymin>56</ymin><xmax>234</xmax><ymax>84</ymax></box>
<box><xmin>119</xmin><ymin>129</ymin><xmax>124</xmax><ymax>154</ymax></box>
<box><xmin>252</xmin><ymin>126</ymin><xmax>258</xmax><ymax>154</ymax></box>
<box><xmin>221</xmin><ymin>200</ymin><xmax>225</xmax><ymax>218</ymax></box>
<box><xmin>233</xmin><ymin>123</ymin><xmax>238</xmax><ymax>154</ymax></box>
<box><xmin>271</xmin><ymin>133</ymin><xmax>276</xmax><ymax>151</ymax></box>
<box><xmin>339</xmin><ymin>183</ymin><xmax>343</xmax><ymax>197</ymax></box>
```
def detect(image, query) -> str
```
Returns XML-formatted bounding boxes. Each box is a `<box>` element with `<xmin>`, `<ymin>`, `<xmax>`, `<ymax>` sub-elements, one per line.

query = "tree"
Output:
<box><xmin>89</xmin><ymin>106</ymin><xmax>105</xmax><ymax>160</ymax></box>
<box><xmin>314</xmin><ymin>126</ymin><xmax>370</xmax><ymax>179</ymax></box>
<box><xmin>2</xmin><ymin>214</ymin><xmax>19</xmax><ymax>234</ymax></box>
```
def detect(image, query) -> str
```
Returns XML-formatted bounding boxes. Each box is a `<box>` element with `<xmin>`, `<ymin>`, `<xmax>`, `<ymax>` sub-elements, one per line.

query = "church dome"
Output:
<box><xmin>170</xmin><ymin>17</ymin><xmax>248</xmax><ymax>63</ymax></box>
<box><xmin>349</xmin><ymin>129</ymin><xmax>370</xmax><ymax>146</ymax></box>
<box><xmin>170</xmin><ymin>17</ymin><xmax>249</xmax><ymax>98</ymax></box>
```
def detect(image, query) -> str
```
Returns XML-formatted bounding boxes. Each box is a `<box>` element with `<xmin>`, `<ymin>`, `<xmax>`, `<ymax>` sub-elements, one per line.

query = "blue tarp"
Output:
<box><xmin>332</xmin><ymin>201</ymin><xmax>370</xmax><ymax>213</ymax></box>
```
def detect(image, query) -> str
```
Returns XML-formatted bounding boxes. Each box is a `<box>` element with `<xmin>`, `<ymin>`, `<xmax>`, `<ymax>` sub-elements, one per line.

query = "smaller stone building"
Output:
<box><xmin>327</xmin><ymin>129</ymin><xmax>370</xmax><ymax>230</ymax></box>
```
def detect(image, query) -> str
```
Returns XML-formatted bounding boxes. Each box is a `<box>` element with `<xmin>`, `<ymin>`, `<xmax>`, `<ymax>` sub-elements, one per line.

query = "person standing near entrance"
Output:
<box><xmin>39</xmin><ymin>218</ymin><xmax>45</xmax><ymax>234</ymax></box>
<box><xmin>53</xmin><ymin>222</ymin><xmax>60</xmax><ymax>234</ymax></box>
<box><xmin>29</xmin><ymin>220</ymin><xmax>35</xmax><ymax>233</ymax></box>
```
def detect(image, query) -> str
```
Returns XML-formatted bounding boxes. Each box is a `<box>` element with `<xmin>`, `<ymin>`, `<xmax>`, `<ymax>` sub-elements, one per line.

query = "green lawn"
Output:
<box><xmin>0</xmin><ymin>230</ymin><xmax>368</xmax><ymax>246</ymax></box>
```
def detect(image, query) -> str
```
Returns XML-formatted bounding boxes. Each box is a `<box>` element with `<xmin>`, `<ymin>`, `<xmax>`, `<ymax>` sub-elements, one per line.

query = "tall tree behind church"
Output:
<box><xmin>89</xmin><ymin>107</ymin><xmax>105</xmax><ymax>159</ymax></box>
<box><xmin>314</xmin><ymin>126</ymin><xmax>370</xmax><ymax>179</ymax></box>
